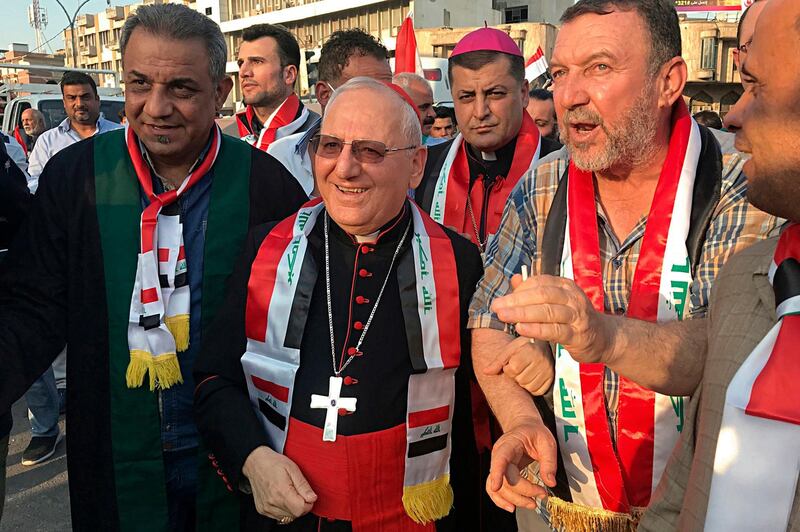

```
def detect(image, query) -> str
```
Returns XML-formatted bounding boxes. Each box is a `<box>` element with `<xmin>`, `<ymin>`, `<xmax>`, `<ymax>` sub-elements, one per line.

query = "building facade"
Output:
<box><xmin>195</xmin><ymin>0</ymin><xmax>573</xmax><ymax>108</ymax></box>
<box><xmin>63</xmin><ymin>0</ymin><xmax>194</xmax><ymax>88</ymax></box>
<box><xmin>1</xmin><ymin>44</ymin><xmax>66</xmax><ymax>86</ymax></box>
<box><xmin>679</xmin><ymin>17</ymin><xmax>743</xmax><ymax>117</ymax></box>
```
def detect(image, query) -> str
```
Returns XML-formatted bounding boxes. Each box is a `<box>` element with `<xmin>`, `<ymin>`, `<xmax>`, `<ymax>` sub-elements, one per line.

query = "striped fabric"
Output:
<box><xmin>469</xmin><ymin>145</ymin><xmax>781</xmax><ymax>443</ymax></box>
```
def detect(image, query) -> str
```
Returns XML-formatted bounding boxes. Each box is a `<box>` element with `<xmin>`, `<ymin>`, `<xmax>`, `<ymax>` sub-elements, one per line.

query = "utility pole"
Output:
<box><xmin>54</xmin><ymin>0</ymin><xmax>111</xmax><ymax>68</ymax></box>
<box><xmin>28</xmin><ymin>0</ymin><xmax>49</xmax><ymax>52</ymax></box>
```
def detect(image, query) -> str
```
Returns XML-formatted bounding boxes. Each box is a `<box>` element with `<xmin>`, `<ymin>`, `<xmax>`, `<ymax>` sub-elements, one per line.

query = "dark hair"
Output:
<box><xmin>120</xmin><ymin>3</ymin><xmax>227</xmax><ymax>83</ymax></box>
<box><xmin>561</xmin><ymin>0</ymin><xmax>681</xmax><ymax>75</ymax></box>
<box><xmin>693</xmin><ymin>110</ymin><xmax>723</xmax><ymax>130</ymax></box>
<box><xmin>60</xmin><ymin>71</ymin><xmax>98</xmax><ymax>97</ymax></box>
<box><xmin>434</xmin><ymin>105</ymin><xmax>456</xmax><ymax>125</ymax></box>
<box><xmin>529</xmin><ymin>88</ymin><xmax>554</xmax><ymax>101</ymax></box>
<box><xmin>242</xmin><ymin>24</ymin><xmax>300</xmax><ymax>69</ymax></box>
<box><xmin>448</xmin><ymin>51</ymin><xmax>525</xmax><ymax>85</ymax></box>
<box><xmin>737</xmin><ymin>0</ymin><xmax>766</xmax><ymax>45</ymax></box>
<box><xmin>318</xmin><ymin>28</ymin><xmax>388</xmax><ymax>84</ymax></box>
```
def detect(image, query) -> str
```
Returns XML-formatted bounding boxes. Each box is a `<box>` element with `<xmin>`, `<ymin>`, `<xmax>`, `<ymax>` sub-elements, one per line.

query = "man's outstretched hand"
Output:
<box><xmin>487</xmin><ymin>418</ymin><xmax>558</xmax><ymax>513</ymax></box>
<box><xmin>491</xmin><ymin>274</ymin><xmax>613</xmax><ymax>364</ymax></box>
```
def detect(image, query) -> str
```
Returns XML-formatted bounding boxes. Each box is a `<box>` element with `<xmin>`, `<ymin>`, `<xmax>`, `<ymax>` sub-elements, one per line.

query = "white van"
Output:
<box><xmin>2</xmin><ymin>87</ymin><xmax>125</xmax><ymax>137</ymax></box>
<box><xmin>387</xmin><ymin>56</ymin><xmax>452</xmax><ymax>106</ymax></box>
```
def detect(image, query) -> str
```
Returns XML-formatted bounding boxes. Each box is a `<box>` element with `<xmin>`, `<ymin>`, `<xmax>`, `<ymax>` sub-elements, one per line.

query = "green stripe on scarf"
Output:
<box><xmin>195</xmin><ymin>135</ymin><xmax>250</xmax><ymax>530</ymax></box>
<box><xmin>95</xmin><ymin>129</ymin><xmax>169</xmax><ymax>532</ymax></box>
<box><xmin>95</xmin><ymin>130</ymin><xmax>249</xmax><ymax>531</ymax></box>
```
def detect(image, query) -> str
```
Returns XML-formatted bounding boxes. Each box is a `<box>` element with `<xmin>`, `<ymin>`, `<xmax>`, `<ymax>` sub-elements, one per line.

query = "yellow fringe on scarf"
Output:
<box><xmin>546</xmin><ymin>497</ymin><xmax>645</xmax><ymax>532</ymax></box>
<box><xmin>165</xmin><ymin>314</ymin><xmax>191</xmax><ymax>352</ymax></box>
<box><xmin>127</xmin><ymin>350</ymin><xmax>184</xmax><ymax>391</ymax></box>
<box><xmin>402</xmin><ymin>474</ymin><xmax>454</xmax><ymax>524</ymax></box>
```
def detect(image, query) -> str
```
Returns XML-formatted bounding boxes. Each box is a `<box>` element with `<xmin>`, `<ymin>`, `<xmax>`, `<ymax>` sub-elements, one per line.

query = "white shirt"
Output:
<box><xmin>266</xmin><ymin>116</ymin><xmax>320</xmax><ymax>198</ymax></box>
<box><xmin>27</xmin><ymin>115</ymin><xmax>122</xmax><ymax>193</ymax></box>
<box><xmin>4</xmin><ymin>135</ymin><xmax>29</xmax><ymax>179</ymax></box>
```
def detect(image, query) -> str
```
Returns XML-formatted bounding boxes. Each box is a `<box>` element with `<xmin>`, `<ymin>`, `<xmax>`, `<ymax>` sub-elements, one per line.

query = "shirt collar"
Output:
<box><xmin>57</xmin><ymin>114</ymin><xmax>112</xmax><ymax>135</ymax></box>
<box><xmin>138</xmin><ymin>129</ymin><xmax>215</xmax><ymax>188</ymax></box>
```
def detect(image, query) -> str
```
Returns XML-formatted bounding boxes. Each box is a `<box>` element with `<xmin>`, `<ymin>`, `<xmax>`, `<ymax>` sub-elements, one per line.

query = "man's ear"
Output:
<box><xmin>316</xmin><ymin>81</ymin><xmax>332</xmax><ymax>110</ymax></box>
<box><xmin>657</xmin><ymin>57</ymin><xmax>688</xmax><ymax>109</ymax></box>
<box><xmin>216</xmin><ymin>76</ymin><xmax>234</xmax><ymax>111</ymax></box>
<box><xmin>285</xmin><ymin>64</ymin><xmax>298</xmax><ymax>87</ymax></box>
<box><xmin>408</xmin><ymin>145</ymin><xmax>428</xmax><ymax>190</ymax></box>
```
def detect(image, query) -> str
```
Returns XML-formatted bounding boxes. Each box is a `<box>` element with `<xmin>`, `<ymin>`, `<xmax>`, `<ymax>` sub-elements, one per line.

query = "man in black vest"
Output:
<box><xmin>468</xmin><ymin>1</ymin><xmax>779</xmax><ymax>530</ymax></box>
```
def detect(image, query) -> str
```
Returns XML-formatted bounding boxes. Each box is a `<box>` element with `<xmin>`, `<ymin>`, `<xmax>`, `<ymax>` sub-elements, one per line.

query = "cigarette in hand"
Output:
<box><xmin>520</xmin><ymin>265</ymin><xmax>535</xmax><ymax>344</ymax></box>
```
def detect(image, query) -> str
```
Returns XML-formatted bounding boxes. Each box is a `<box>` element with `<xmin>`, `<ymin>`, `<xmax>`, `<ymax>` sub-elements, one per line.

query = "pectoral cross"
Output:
<box><xmin>310</xmin><ymin>376</ymin><xmax>357</xmax><ymax>442</ymax></box>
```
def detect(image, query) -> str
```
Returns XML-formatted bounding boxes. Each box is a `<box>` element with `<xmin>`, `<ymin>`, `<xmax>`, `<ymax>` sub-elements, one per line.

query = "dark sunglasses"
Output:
<box><xmin>310</xmin><ymin>134</ymin><xmax>418</xmax><ymax>164</ymax></box>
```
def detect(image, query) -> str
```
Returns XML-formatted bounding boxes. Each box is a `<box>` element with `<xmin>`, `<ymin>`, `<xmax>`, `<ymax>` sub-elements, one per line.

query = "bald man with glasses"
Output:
<box><xmin>193</xmin><ymin>77</ymin><xmax>505</xmax><ymax>531</ymax></box>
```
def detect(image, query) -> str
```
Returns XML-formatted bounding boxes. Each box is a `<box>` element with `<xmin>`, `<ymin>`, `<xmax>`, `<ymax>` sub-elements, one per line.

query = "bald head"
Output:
<box><xmin>21</xmin><ymin>108</ymin><xmax>46</xmax><ymax>136</ymax></box>
<box><xmin>393</xmin><ymin>72</ymin><xmax>435</xmax><ymax>136</ymax></box>
<box><xmin>724</xmin><ymin>0</ymin><xmax>800</xmax><ymax>221</ymax></box>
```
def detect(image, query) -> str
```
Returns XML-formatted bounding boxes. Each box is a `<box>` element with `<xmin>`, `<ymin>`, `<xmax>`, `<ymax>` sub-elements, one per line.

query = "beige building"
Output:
<box><xmin>1</xmin><ymin>44</ymin><xmax>66</xmax><ymax>86</ymax></box>
<box><xmin>679</xmin><ymin>17</ymin><xmax>743</xmax><ymax>118</ymax></box>
<box><xmin>63</xmin><ymin>0</ymin><xmax>194</xmax><ymax>88</ymax></box>
<box><xmin>415</xmin><ymin>22</ymin><xmax>558</xmax><ymax>64</ymax></box>
<box><xmin>195</xmin><ymin>0</ymin><xmax>566</xmax><ymax>108</ymax></box>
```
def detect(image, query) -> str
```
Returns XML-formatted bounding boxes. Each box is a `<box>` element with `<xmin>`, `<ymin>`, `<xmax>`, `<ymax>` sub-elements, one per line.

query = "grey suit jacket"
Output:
<box><xmin>640</xmin><ymin>236</ymin><xmax>800</xmax><ymax>531</ymax></box>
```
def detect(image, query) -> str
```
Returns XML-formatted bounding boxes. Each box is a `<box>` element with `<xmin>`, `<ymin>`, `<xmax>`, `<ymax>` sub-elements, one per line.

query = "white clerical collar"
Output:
<box><xmin>354</xmin><ymin>231</ymin><xmax>380</xmax><ymax>243</ymax></box>
<box><xmin>481</xmin><ymin>151</ymin><xmax>497</xmax><ymax>161</ymax></box>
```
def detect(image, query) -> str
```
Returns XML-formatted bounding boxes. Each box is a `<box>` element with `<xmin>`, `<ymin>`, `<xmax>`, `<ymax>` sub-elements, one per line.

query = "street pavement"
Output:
<box><xmin>1</xmin><ymin>399</ymin><xmax>70</xmax><ymax>531</ymax></box>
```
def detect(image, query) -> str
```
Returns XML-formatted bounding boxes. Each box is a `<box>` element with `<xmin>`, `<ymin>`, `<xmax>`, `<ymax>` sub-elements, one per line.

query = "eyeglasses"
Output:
<box><xmin>737</xmin><ymin>39</ymin><xmax>753</xmax><ymax>54</ymax></box>
<box><xmin>310</xmin><ymin>134</ymin><xmax>418</xmax><ymax>164</ymax></box>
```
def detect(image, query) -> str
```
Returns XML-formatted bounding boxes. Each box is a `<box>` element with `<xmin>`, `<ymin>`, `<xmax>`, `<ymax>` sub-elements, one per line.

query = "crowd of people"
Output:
<box><xmin>0</xmin><ymin>0</ymin><xmax>797</xmax><ymax>530</ymax></box>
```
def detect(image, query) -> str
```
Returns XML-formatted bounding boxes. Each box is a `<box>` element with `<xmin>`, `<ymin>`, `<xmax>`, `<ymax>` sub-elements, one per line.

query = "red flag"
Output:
<box><xmin>525</xmin><ymin>46</ymin><xmax>548</xmax><ymax>82</ymax></box>
<box><xmin>395</xmin><ymin>13</ymin><xmax>422</xmax><ymax>75</ymax></box>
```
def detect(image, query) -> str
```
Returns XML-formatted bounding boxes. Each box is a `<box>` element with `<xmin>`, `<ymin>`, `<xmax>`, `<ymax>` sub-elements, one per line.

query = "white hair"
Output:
<box><xmin>325</xmin><ymin>76</ymin><xmax>422</xmax><ymax>146</ymax></box>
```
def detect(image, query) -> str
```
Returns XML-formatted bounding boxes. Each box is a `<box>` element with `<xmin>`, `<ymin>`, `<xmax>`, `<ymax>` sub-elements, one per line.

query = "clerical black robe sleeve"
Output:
<box><xmin>194</xmin><ymin>222</ymin><xmax>277</xmax><ymax>489</ymax></box>
<box><xmin>0</xmin><ymin>145</ymin><xmax>73</xmax><ymax>412</ymax></box>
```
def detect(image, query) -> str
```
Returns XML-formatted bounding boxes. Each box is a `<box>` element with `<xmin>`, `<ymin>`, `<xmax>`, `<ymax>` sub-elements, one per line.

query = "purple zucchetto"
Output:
<box><xmin>450</xmin><ymin>27</ymin><xmax>523</xmax><ymax>58</ymax></box>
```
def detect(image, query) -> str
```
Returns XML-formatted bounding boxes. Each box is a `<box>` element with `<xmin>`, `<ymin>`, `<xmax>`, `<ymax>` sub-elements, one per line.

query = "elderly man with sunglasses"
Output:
<box><xmin>194</xmin><ymin>77</ymin><xmax>491</xmax><ymax>531</ymax></box>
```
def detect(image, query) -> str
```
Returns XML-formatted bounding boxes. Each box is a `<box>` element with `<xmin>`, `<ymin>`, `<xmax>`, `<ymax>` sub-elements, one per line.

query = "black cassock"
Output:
<box><xmin>195</xmin><ymin>204</ymin><xmax>515</xmax><ymax>531</ymax></box>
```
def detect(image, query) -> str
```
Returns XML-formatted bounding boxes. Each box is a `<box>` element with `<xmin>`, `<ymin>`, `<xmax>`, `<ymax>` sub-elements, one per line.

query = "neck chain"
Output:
<box><xmin>324</xmin><ymin>212</ymin><xmax>410</xmax><ymax>376</ymax></box>
<box><xmin>465</xmin><ymin>194</ymin><xmax>487</xmax><ymax>249</ymax></box>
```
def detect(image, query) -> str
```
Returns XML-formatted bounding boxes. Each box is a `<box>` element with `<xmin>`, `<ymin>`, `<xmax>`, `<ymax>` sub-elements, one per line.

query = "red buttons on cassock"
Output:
<box><xmin>343</xmin><ymin>376</ymin><xmax>358</xmax><ymax>385</ymax></box>
<box><xmin>360</xmin><ymin>245</ymin><xmax>373</xmax><ymax>254</ymax></box>
<box><xmin>353</xmin><ymin>321</ymin><xmax>364</xmax><ymax>330</ymax></box>
<box><xmin>347</xmin><ymin>347</ymin><xmax>358</xmax><ymax>356</ymax></box>
<box><xmin>355</xmin><ymin>296</ymin><xmax>369</xmax><ymax>304</ymax></box>
<box><xmin>358</xmin><ymin>268</ymin><xmax>372</xmax><ymax>278</ymax></box>
<box><xmin>338</xmin><ymin>408</ymin><xmax>348</xmax><ymax>416</ymax></box>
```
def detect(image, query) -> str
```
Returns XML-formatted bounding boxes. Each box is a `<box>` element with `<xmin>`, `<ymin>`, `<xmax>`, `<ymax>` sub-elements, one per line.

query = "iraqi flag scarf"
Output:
<box><xmin>705</xmin><ymin>224</ymin><xmax>800</xmax><ymax>531</ymax></box>
<box><xmin>549</xmin><ymin>104</ymin><xmax>701</xmax><ymax>529</ymax></box>
<box><xmin>236</xmin><ymin>93</ymin><xmax>307</xmax><ymax>151</ymax></box>
<box><xmin>240</xmin><ymin>199</ymin><xmax>461</xmax><ymax>525</ymax></box>
<box><xmin>125</xmin><ymin>125</ymin><xmax>221</xmax><ymax>390</ymax></box>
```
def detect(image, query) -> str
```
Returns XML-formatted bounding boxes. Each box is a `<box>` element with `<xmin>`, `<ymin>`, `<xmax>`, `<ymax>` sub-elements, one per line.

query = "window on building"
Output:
<box><xmin>700</xmin><ymin>37</ymin><xmax>718</xmax><ymax>70</ymax></box>
<box><xmin>504</xmin><ymin>6</ymin><xmax>529</xmax><ymax>24</ymax></box>
<box><xmin>100</xmin><ymin>31</ymin><xmax>110</xmax><ymax>46</ymax></box>
<box><xmin>205</xmin><ymin>7</ymin><xmax>213</xmax><ymax>15</ymax></box>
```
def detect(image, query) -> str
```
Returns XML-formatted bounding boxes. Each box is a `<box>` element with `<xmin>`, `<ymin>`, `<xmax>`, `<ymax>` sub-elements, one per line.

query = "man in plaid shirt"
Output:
<box><xmin>469</xmin><ymin>0</ymin><xmax>780</xmax><ymax>530</ymax></box>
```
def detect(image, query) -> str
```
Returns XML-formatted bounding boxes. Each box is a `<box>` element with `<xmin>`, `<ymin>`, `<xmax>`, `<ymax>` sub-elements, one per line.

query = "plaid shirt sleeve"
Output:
<box><xmin>468</xmin><ymin>153</ymin><xmax>567</xmax><ymax>330</ymax></box>
<box><xmin>467</xmin><ymin>183</ymin><xmax>534</xmax><ymax>331</ymax></box>
<box><xmin>688</xmin><ymin>151</ymin><xmax>782</xmax><ymax>318</ymax></box>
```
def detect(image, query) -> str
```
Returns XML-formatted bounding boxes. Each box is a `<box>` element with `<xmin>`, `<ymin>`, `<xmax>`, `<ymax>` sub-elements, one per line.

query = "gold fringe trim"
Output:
<box><xmin>165</xmin><ymin>314</ymin><xmax>190</xmax><ymax>352</ymax></box>
<box><xmin>127</xmin><ymin>350</ymin><xmax>185</xmax><ymax>391</ymax></box>
<box><xmin>402</xmin><ymin>474</ymin><xmax>454</xmax><ymax>525</ymax></box>
<box><xmin>546</xmin><ymin>497</ymin><xmax>645</xmax><ymax>532</ymax></box>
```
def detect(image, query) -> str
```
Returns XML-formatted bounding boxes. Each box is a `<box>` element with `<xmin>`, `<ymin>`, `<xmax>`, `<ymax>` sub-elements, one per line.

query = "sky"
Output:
<box><xmin>2</xmin><ymin>0</ymin><xmax>136</xmax><ymax>54</ymax></box>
